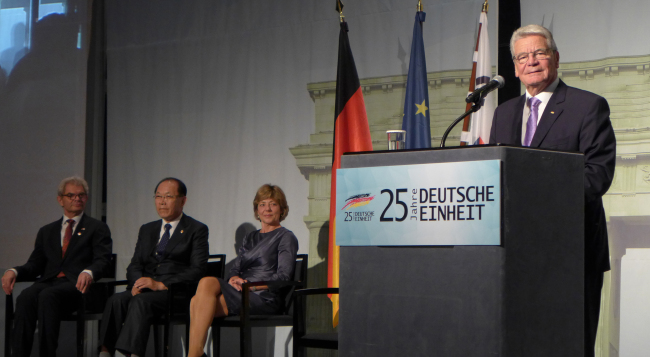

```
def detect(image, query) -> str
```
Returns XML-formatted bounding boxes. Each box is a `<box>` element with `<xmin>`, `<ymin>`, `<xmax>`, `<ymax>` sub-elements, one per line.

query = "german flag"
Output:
<box><xmin>328</xmin><ymin>20</ymin><xmax>373</xmax><ymax>327</ymax></box>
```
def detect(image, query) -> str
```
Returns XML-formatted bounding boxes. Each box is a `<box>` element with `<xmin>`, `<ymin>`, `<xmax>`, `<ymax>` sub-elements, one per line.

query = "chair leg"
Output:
<box><xmin>77</xmin><ymin>317</ymin><xmax>85</xmax><ymax>357</ymax></box>
<box><xmin>184</xmin><ymin>319</ymin><xmax>190</xmax><ymax>357</ymax></box>
<box><xmin>163</xmin><ymin>322</ymin><xmax>170</xmax><ymax>357</ymax></box>
<box><xmin>212</xmin><ymin>325</ymin><xmax>221</xmax><ymax>357</ymax></box>
<box><xmin>77</xmin><ymin>303</ymin><xmax>85</xmax><ymax>357</ymax></box>
<box><xmin>240</xmin><ymin>326</ymin><xmax>252</xmax><ymax>357</ymax></box>
<box><xmin>292</xmin><ymin>338</ymin><xmax>299</xmax><ymax>357</ymax></box>
<box><xmin>5</xmin><ymin>293</ymin><xmax>14</xmax><ymax>357</ymax></box>
<box><xmin>153</xmin><ymin>325</ymin><xmax>161</xmax><ymax>357</ymax></box>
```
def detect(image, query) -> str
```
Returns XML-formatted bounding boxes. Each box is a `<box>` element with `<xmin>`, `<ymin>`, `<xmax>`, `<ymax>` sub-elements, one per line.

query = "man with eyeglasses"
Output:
<box><xmin>98</xmin><ymin>177</ymin><xmax>209</xmax><ymax>357</ymax></box>
<box><xmin>2</xmin><ymin>176</ymin><xmax>113</xmax><ymax>357</ymax></box>
<box><xmin>489</xmin><ymin>25</ymin><xmax>615</xmax><ymax>357</ymax></box>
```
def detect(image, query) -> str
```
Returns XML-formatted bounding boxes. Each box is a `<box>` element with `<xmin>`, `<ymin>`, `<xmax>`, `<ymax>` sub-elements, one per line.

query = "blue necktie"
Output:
<box><xmin>524</xmin><ymin>97</ymin><xmax>542</xmax><ymax>147</ymax></box>
<box><xmin>156</xmin><ymin>224</ymin><xmax>172</xmax><ymax>261</ymax></box>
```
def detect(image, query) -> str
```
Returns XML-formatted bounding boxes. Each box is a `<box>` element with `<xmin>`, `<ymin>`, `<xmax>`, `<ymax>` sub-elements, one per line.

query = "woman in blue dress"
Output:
<box><xmin>187</xmin><ymin>184</ymin><xmax>298</xmax><ymax>357</ymax></box>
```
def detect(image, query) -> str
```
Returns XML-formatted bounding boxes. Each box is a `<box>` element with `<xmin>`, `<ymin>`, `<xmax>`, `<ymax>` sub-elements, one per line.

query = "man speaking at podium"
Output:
<box><xmin>489</xmin><ymin>25</ymin><xmax>616</xmax><ymax>356</ymax></box>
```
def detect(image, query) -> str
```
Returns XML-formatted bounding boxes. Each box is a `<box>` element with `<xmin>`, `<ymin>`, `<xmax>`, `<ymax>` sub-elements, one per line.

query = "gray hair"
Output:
<box><xmin>510</xmin><ymin>24</ymin><xmax>558</xmax><ymax>57</ymax></box>
<box><xmin>58</xmin><ymin>176</ymin><xmax>89</xmax><ymax>196</ymax></box>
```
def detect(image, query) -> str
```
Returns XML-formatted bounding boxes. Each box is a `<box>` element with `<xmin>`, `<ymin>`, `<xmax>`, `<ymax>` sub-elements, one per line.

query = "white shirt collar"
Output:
<box><xmin>525</xmin><ymin>77</ymin><xmax>560</xmax><ymax>103</ymax></box>
<box><xmin>162</xmin><ymin>212</ymin><xmax>183</xmax><ymax>226</ymax></box>
<box><xmin>63</xmin><ymin>212</ymin><xmax>83</xmax><ymax>226</ymax></box>
<box><xmin>160</xmin><ymin>213</ymin><xmax>183</xmax><ymax>239</ymax></box>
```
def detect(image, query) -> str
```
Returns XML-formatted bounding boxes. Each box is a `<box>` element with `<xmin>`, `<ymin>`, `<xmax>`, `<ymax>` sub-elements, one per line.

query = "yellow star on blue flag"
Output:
<box><xmin>415</xmin><ymin>100</ymin><xmax>428</xmax><ymax>116</ymax></box>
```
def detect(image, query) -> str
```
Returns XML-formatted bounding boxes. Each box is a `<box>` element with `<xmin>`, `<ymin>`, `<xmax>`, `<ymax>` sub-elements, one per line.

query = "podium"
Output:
<box><xmin>337</xmin><ymin>146</ymin><xmax>585</xmax><ymax>357</ymax></box>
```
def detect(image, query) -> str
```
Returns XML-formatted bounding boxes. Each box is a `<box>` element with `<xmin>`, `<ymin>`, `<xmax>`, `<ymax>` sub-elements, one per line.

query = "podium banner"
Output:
<box><xmin>335</xmin><ymin>160</ymin><xmax>501</xmax><ymax>246</ymax></box>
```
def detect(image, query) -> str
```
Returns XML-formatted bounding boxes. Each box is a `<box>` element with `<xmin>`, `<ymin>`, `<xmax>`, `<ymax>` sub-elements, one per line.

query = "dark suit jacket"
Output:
<box><xmin>489</xmin><ymin>80</ymin><xmax>616</xmax><ymax>274</ymax></box>
<box><xmin>14</xmin><ymin>214</ymin><xmax>113</xmax><ymax>283</ymax></box>
<box><xmin>126</xmin><ymin>214</ymin><xmax>209</xmax><ymax>288</ymax></box>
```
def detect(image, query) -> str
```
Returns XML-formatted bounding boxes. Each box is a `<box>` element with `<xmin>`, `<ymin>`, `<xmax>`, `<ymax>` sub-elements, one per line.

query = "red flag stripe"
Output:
<box><xmin>328</xmin><ymin>87</ymin><xmax>372</xmax><ymax>290</ymax></box>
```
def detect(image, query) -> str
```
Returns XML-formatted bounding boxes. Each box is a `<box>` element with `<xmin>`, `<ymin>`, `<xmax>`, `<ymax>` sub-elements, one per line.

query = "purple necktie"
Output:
<box><xmin>524</xmin><ymin>97</ymin><xmax>542</xmax><ymax>147</ymax></box>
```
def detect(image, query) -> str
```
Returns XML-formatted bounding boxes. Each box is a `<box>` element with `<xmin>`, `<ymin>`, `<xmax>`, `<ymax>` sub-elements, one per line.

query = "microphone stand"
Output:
<box><xmin>439</xmin><ymin>95</ymin><xmax>485</xmax><ymax>148</ymax></box>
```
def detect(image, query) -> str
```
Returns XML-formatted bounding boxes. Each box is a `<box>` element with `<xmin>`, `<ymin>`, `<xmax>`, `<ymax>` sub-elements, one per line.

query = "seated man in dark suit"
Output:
<box><xmin>99</xmin><ymin>177</ymin><xmax>209</xmax><ymax>357</ymax></box>
<box><xmin>1</xmin><ymin>176</ymin><xmax>113</xmax><ymax>357</ymax></box>
<box><xmin>489</xmin><ymin>25</ymin><xmax>616</xmax><ymax>357</ymax></box>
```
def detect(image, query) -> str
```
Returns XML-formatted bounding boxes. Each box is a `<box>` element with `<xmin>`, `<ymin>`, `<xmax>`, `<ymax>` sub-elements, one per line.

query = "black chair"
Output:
<box><xmin>211</xmin><ymin>254</ymin><xmax>308</xmax><ymax>357</ymax></box>
<box><xmin>292</xmin><ymin>288</ymin><xmax>339</xmax><ymax>357</ymax></box>
<box><xmin>108</xmin><ymin>254</ymin><xmax>226</xmax><ymax>357</ymax></box>
<box><xmin>4</xmin><ymin>253</ymin><xmax>117</xmax><ymax>357</ymax></box>
<box><xmin>151</xmin><ymin>253</ymin><xmax>226</xmax><ymax>357</ymax></box>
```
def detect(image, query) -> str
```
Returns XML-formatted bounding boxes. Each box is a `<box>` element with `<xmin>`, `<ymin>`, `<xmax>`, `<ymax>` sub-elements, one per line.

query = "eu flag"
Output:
<box><xmin>401</xmin><ymin>11</ymin><xmax>431</xmax><ymax>149</ymax></box>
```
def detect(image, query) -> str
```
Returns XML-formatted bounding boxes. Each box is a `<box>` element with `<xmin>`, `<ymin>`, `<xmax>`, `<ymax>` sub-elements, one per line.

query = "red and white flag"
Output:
<box><xmin>461</xmin><ymin>6</ymin><xmax>495</xmax><ymax>145</ymax></box>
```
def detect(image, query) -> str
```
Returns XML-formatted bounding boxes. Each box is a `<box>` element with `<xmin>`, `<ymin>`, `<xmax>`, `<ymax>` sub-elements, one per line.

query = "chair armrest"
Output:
<box><xmin>90</xmin><ymin>278</ymin><xmax>117</xmax><ymax>294</ymax></box>
<box><xmin>240</xmin><ymin>280</ymin><xmax>303</xmax><ymax>320</ymax></box>
<box><xmin>294</xmin><ymin>288</ymin><xmax>339</xmax><ymax>297</ymax></box>
<box><xmin>242</xmin><ymin>280</ymin><xmax>302</xmax><ymax>292</ymax></box>
<box><xmin>102</xmin><ymin>280</ymin><xmax>128</xmax><ymax>295</ymax></box>
<box><xmin>293</xmin><ymin>287</ymin><xmax>339</xmax><ymax>338</ymax></box>
<box><xmin>94</xmin><ymin>277</ymin><xmax>115</xmax><ymax>283</ymax></box>
<box><xmin>107</xmin><ymin>279</ymin><xmax>129</xmax><ymax>287</ymax></box>
<box><xmin>245</xmin><ymin>282</ymin><xmax>269</xmax><ymax>292</ymax></box>
<box><xmin>5</xmin><ymin>279</ymin><xmax>41</xmax><ymax>320</ymax></box>
<box><xmin>14</xmin><ymin>276</ymin><xmax>38</xmax><ymax>284</ymax></box>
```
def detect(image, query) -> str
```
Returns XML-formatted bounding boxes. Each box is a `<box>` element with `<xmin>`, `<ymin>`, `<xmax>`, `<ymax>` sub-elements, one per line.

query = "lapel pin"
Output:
<box><xmin>77</xmin><ymin>232</ymin><xmax>82</xmax><ymax>235</ymax></box>
<box><xmin>181</xmin><ymin>230</ymin><xmax>184</xmax><ymax>234</ymax></box>
<box><xmin>550</xmin><ymin>111</ymin><xmax>555</xmax><ymax>114</ymax></box>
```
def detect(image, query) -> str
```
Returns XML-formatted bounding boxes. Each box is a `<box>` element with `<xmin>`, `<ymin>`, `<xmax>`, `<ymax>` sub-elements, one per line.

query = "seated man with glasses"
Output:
<box><xmin>98</xmin><ymin>177</ymin><xmax>209</xmax><ymax>357</ymax></box>
<box><xmin>490</xmin><ymin>24</ymin><xmax>616</xmax><ymax>357</ymax></box>
<box><xmin>2</xmin><ymin>176</ymin><xmax>113</xmax><ymax>357</ymax></box>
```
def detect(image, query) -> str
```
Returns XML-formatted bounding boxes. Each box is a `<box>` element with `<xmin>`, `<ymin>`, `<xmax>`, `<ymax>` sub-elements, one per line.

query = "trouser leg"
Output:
<box><xmin>36</xmin><ymin>279</ymin><xmax>79</xmax><ymax>357</ymax></box>
<box><xmin>585</xmin><ymin>271</ymin><xmax>604</xmax><ymax>357</ymax></box>
<box><xmin>12</xmin><ymin>282</ymin><xmax>50</xmax><ymax>357</ymax></box>
<box><xmin>99</xmin><ymin>290</ymin><xmax>133</xmax><ymax>353</ymax></box>
<box><xmin>114</xmin><ymin>291</ymin><xmax>168</xmax><ymax>357</ymax></box>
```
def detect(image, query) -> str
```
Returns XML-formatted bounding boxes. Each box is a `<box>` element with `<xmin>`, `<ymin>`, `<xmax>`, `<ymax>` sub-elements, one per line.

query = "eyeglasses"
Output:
<box><xmin>61</xmin><ymin>193</ymin><xmax>87</xmax><ymax>200</ymax></box>
<box><xmin>513</xmin><ymin>49</ymin><xmax>553</xmax><ymax>64</ymax></box>
<box><xmin>154</xmin><ymin>195</ymin><xmax>183</xmax><ymax>201</ymax></box>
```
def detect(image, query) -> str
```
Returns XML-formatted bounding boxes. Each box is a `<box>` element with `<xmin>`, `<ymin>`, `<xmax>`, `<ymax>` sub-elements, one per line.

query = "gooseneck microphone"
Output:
<box><xmin>465</xmin><ymin>75</ymin><xmax>505</xmax><ymax>104</ymax></box>
<box><xmin>440</xmin><ymin>75</ymin><xmax>506</xmax><ymax>147</ymax></box>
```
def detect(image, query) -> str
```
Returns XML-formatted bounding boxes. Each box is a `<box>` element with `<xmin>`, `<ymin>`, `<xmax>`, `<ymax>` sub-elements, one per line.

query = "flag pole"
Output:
<box><xmin>329</xmin><ymin>0</ymin><xmax>373</xmax><ymax>327</ymax></box>
<box><xmin>417</xmin><ymin>0</ymin><xmax>423</xmax><ymax>12</ymax></box>
<box><xmin>460</xmin><ymin>0</ymin><xmax>488</xmax><ymax>145</ymax></box>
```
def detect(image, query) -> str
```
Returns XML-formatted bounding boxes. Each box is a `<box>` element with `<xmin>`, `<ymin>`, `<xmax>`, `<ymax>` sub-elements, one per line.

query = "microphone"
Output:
<box><xmin>465</xmin><ymin>75</ymin><xmax>505</xmax><ymax>104</ymax></box>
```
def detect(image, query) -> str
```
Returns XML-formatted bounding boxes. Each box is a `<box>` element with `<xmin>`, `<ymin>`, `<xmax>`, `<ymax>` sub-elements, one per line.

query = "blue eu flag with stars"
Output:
<box><xmin>401</xmin><ymin>11</ymin><xmax>431</xmax><ymax>149</ymax></box>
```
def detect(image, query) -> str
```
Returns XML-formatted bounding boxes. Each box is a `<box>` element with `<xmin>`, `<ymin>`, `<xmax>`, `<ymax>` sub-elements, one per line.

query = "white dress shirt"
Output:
<box><xmin>158</xmin><ymin>213</ymin><xmax>183</xmax><ymax>243</ymax></box>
